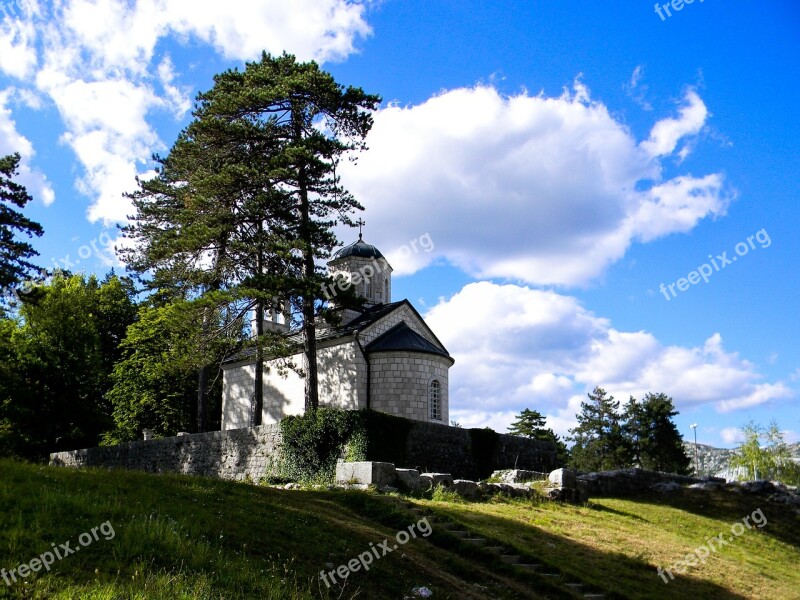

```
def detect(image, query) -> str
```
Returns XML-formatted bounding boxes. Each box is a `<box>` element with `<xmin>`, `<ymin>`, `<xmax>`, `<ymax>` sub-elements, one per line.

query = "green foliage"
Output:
<box><xmin>276</xmin><ymin>409</ymin><xmax>419</xmax><ymax>483</ymax></box>
<box><xmin>103</xmin><ymin>299</ymin><xmax>223</xmax><ymax>444</ymax></box>
<box><xmin>0</xmin><ymin>272</ymin><xmax>136</xmax><ymax>459</ymax></box>
<box><xmin>0</xmin><ymin>153</ymin><xmax>44</xmax><ymax>298</ymax></box>
<box><xmin>278</xmin><ymin>408</ymin><xmax>367</xmax><ymax>483</ymax></box>
<box><xmin>623</xmin><ymin>393</ymin><xmax>691</xmax><ymax>475</ymax></box>
<box><xmin>568</xmin><ymin>387</ymin><xmax>632</xmax><ymax>471</ymax></box>
<box><xmin>731</xmin><ymin>420</ymin><xmax>800</xmax><ymax>484</ymax></box>
<box><xmin>568</xmin><ymin>388</ymin><xmax>691</xmax><ymax>474</ymax></box>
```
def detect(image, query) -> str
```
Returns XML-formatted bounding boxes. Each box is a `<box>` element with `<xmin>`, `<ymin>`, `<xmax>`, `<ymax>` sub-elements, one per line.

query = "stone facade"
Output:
<box><xmin>369</xmin><ymin>351</ymin><xmax>450</xmax><ymax>423</ymax></box>
<box><xmin>49</xmin><ymin>425</ymin><xmax>283</xmax><ymax>482</ymax></box>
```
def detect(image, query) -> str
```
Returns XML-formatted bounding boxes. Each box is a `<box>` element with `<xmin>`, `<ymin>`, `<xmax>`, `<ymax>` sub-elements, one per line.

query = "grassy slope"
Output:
<box><xmin>418</xmin><ymin>488</ymin><xmax>800</xmax><ymax>599</ymax></box>
<box><xmin>0</xmin><ymin>460</ymin><xmax>797</xmax><ymax>599</ymax></box>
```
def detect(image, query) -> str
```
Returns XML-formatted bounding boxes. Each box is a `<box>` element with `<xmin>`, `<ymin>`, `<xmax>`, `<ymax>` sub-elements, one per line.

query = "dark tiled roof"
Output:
<box><xmin>330</xmin><ymin>235</ymin><xmax>384</xmax><ymax>260</ymax></box>
<box><xmin>365</xmin><ymin>321</ymin><xmax>451</xmax><ymax>358</ymax></box>
<box><xmin>223</xmin><ymin>301</ymin><xmax>407</xmax><ymax>364</ymax></box>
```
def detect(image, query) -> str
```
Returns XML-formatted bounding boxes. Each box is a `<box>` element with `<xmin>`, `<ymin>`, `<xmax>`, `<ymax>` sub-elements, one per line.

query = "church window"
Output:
<box><xmin>429</xmin><ymin>380</ymin><xmax>441</xmax><ymax>420</ymax></box>
<box><xmin>367</xmin><ymin>278</ymin><xmax>372</xmax><ymax>298</ymax></box>
<box><xmin>384</xmin><ymin>279</ymin><xmax>389</xmax><ymax>302</ymax></box>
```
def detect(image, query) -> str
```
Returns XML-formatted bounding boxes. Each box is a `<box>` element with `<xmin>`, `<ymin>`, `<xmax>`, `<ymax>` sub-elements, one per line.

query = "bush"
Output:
<box><xmin>278</xmin><ymin>408</ymin><xmax>366</xmax><ymax>483</ymax></box>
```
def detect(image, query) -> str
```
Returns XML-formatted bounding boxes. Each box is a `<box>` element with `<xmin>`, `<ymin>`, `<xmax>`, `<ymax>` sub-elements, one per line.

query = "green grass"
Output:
<box><xmin>417</xmin><ymin>488</ymin><xmax>800</xmax><ymax>599</ymax></box>
<box><xmin>0</xmin><ymin>459</ymin><xmax>798</xmax><ymax>599</ymax></box>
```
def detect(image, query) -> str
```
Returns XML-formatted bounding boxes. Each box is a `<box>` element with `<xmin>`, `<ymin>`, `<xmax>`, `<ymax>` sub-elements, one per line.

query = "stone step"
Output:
<box><xmin>515</xmin><ymin>563</ymin><xmax>541</xmax><ymax>571</ymax></box>
<box><xmin>583</xmin><ymin>595</ymin><xmax>605</xmax><ymax>599</ymax></box>
<box><xmin>485</xmin><ymin>546</ymin><xmax>504</xmax><ymax>553</ymax></box>
<box><xmin>449</xmin><ymin>530</ymin><xmax>470</xmax><ymax>538</ymax></box>
<box><xmin>464</xmin><ymin>538</ymin><xmax>486</xmax><ymax>545</ymax></box>
<box><xmin>564</xmin><ymin>583</ymin><xmax>583</xmax><ymax>590</ymax></box>
<box><xmin>541</xmin><ymin>573</ymin><xmax>562</xmax><ymax>578</ymax></box>
<box><xmin>500</xmin><ymin>555</ymin><xmax>521</xmax><ymax>564</ymax></box>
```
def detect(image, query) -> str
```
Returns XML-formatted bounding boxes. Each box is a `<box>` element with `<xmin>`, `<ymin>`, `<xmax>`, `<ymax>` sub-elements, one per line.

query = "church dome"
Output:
<box><xmin>331</xmin><ymin>234</ymin><xmax>384</xmax><ymax>260</ymax></box>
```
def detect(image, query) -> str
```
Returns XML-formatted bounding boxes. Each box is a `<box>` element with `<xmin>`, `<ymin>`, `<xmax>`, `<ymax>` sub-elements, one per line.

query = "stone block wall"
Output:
<box><xmin>368</xmin><ymin>419</ymin><xmax>557</xmax><ymax>480</ymax></box>
<box><xmin>369</xmin><ymin>351</ymin><xmax>450</xmax><ymax>424</ymax></box>
<box><xmin>50</xmin><ymin>425</ymin><xmax>283</xmax><ymax>482</ymax></box>
<box><xmin>49</xmin><ymin>412</ymin><xmax>557</xmax><ymax>484</ymax></box>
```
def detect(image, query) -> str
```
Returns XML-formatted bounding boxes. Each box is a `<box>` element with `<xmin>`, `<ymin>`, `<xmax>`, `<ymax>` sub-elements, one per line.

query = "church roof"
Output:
<box><xmin>330</xmin><ymin>234</ymin><xmax>384</xmax><ymax>261</ymax></box>
<box><xmin>365</xmin><ymin>322</ymin><xmax>451</xmax><ymax>358</ymax></box>
<box><xmin>222</xmin><ymin>299</ymin><xmax>452</xmax><ymax>365</ymax></box>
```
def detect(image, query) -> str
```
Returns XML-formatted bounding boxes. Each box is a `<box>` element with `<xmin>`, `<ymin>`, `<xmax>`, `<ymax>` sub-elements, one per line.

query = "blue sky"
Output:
<box><xmin>1</xmin><ymin>0</ymin><xmax>798</xmax><ymax>447</ymax></box>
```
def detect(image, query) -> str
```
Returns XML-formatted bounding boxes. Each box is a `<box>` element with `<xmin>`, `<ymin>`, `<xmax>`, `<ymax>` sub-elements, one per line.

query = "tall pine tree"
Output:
<box><xmin>624</xmin><ymin>393</ymin><xmax>690</xmax><ymax>474</ymax></box>
<box><xmin>568</xmin><ymin>387</ymin><xmax>631</xmax><ymax>471</ymax></box>
<box><xmin>0</xmin><ymin>153</ymin><xmax>43</xmax><ymax>298</ymax></box>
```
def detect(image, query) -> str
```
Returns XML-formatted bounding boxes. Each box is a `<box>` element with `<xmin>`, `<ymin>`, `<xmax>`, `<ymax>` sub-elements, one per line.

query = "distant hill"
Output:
<box><xmin>683</xmin><ymin>441</ymin><xmax>800</xmax><ymax>480</ymax></box>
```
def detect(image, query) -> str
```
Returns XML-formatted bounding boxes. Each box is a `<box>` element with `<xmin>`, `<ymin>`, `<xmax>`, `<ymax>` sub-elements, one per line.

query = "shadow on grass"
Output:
<box><xmin>332</xmin><ymin>492</ymin><xmax>754</xmax><ymax>600</ymax></box>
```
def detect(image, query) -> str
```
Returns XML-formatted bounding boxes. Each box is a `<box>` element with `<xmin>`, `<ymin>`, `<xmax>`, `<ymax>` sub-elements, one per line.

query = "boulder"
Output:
<box><xmin>548</xmin><ymin>468</ymin><xmax>577</xmax><ymax>488</ymax></box>
<box><xmin>335</xmin><ymin>461</ymin><xmax>396</xmax><ymax>487</ymax></box>
<box><xmin>452</xmin><ymin>479</ymin><xmax>481</xmax><ymax>499</ymax></box>
<box><xmin>420</xmin><ymin>473</ymin><xmax>453</xmax><ymax>489</ymax></box>
<box><xmin>395</xmin><ymin>468</ymin><xmax>421</xmax><ymax>492</ymax></box>
<box><xmin>491</xmin><ymin>469</ymin><xmax>548</xmax><ymax>483</ymax></box>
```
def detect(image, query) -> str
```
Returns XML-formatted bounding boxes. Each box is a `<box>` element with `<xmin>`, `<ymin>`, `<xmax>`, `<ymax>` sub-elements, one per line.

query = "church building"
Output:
<box><xmin>221</xmin><ymin>235</ymin><xmax>454</xmax><ymax>429</ymax></box>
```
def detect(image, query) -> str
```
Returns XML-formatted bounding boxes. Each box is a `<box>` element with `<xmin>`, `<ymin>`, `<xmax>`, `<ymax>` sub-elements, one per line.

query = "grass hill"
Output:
<box><xmin>0</xmin><ymin>459</ymin><xmax>798</xmax><ymax>599</ymax></box>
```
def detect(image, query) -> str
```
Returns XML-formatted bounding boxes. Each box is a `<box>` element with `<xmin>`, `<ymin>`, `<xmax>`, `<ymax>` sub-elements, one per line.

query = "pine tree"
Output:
<box><xmin>568</xmin><ymin>387</ymin><xmax>631</xmax><ymax>471</ymax></box>
<box><xmin>508</xmin><ymin>408</ymin><xmax>569</xmax><ymax>465</ymax></box>
<box><xmin>0</xmin><ymin>153</ymin><xmax>44</xmax><ymax>298</ymax></box>
<box><xmin>122</xmin><ymin>53</ymin><xmax>379</xmax><ymax>425</ymax></box>
<box><xmin>624</xmin><ymin>393</ymin><xmax>691</xmax><ymax>475</ymax></box>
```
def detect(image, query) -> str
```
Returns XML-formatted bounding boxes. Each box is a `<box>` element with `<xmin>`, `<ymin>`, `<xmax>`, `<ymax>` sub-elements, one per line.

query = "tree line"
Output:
<box><xmin>508</xmin><ymin>387</ymin><xmax>692</xmax><ymax>475</ymax></box>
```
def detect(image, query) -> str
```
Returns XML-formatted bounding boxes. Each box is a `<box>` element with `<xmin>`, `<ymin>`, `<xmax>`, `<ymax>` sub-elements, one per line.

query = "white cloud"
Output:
<box><xmin>640</xmin><ymin>89</ymin><xmax>707</xmax><ymax>158</ymax></box>
<box><xmin>425</xmin><ymin>282</ymin><xmax>793</xmax><ymax>430</ymax></box>
<box><xmin>0</xmin><ymin>88</ymin><xmax>54</xmax><ymax>205</ymax></box>
<box><xmin>0</xmin><ymin>0</ymin><xmax>372</xmax><ymax>223</ymax></box>
<box><xmin>0</xmin><ymin>11</ymin><xmax>38</xmax><ymax>79</ymax></box>
<box><xmin>341</xmin><ymin>83</ymin><xmax>730</xmax><ymax>285</ymax></box>
<box><xmin>720</xmin><ymin>427</ymin><xmax>744</xmax><ymax>445</ymax></box>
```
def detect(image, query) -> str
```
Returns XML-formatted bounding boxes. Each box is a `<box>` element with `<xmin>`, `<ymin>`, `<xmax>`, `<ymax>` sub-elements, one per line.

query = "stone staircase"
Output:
<box><xmin>403</xmin><ymin>503</ymin><xmax>606</xmax><ymax>599</ymax></box>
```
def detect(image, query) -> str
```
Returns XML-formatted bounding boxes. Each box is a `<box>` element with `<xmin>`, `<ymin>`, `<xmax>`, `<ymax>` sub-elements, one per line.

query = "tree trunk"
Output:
<box><xmin>251</xmin><ymin>299</ymin><xmax>264</xmax><ymax>426</ymax></box>
<box><xmin>197</xmin><ymin>365</ymin><xmax>208</xmax><ymax>432</ymax></box>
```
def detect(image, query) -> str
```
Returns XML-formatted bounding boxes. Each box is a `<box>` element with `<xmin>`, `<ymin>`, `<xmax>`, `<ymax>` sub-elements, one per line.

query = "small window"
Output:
<box><xmin>384</xmin><ymin>279</ymin><xmax>389</xmax><ymax>302</ymax></box>
<box><xmin>429</xmin><ymin>380</ymin><xmax>441</xmax><ymax>421</ymax></box>
<box><xmin>366</xmin><ymin>278</ymin><xmax>372</xmax><ymax>298</ymax></box>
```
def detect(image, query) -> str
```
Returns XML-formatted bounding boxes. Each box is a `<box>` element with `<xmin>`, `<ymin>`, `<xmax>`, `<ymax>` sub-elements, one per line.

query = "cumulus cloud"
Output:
<box><xmin>0</xmin><ymin>0</ymin><xmax>372</xmax><ymax>222</ymax></box>
<box><xmin>341</xmin><ymin>83</ymin><xmax>731</xmax><ymax>285</ymax></box>
<box><xmin>424</xmin><ymin>282</ymin><xmax>793</xmax><ymax>433</ymax></box>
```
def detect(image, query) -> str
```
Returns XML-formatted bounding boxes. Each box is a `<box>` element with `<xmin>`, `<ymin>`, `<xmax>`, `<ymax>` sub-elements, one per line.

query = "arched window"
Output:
<box><xmin>384</xmin><ymin>279</ymin><xmax>389</xmax><ymax>302</ymax></box>
<box><xmin>429</xmin><ymin>380</ymin><xmax>441</xmax><ymax>421</ymax></box>
<box><xmin>366</xmin><ymin>278</ymin><xmax>372</xmax><ymax>298</ymax></box>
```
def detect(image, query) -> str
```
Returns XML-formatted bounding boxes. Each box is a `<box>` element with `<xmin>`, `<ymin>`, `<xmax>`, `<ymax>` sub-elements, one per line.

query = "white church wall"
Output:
<box><xmin>369</xmin><ymin>351</ymin><xmax>450</xmax><ymax>424</ymax></box>
<box><xmin>222</xmin><ymin>340</ymin><xmax>368</xmax><ymax>428</ymax></box>
<box><xmin>221</xmin><ymin>362</ymin><xmax>255</xmax><ymax>430</ymax></box>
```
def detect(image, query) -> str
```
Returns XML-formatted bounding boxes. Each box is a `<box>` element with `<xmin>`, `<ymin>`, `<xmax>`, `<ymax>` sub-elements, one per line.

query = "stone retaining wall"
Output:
<box><xmin>50</xmin><ymin>425</ymin><xmax>283</xmax><ymax>482</ymax></box>
<box><xmin>49</xmin><ymin>413</ymin><xmax>558</xmax><ymax>483</ymax></box>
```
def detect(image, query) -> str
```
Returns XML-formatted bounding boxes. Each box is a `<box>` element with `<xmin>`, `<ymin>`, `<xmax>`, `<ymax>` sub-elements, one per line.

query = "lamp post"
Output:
<box><xmin>690</xmin><ymin>423</ymin><xmax>699</xmax><ymax>475</ymax></box>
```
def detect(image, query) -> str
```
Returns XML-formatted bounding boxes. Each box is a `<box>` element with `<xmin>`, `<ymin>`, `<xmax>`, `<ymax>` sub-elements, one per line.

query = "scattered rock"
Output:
<box><xmin>420</xmin><ymin>473</ymin><xmax>453</xmax><ymax>489</ymax></box>
<box><xmin>395</xmin><ymin>468</ymin><xmax>421</xmax><ymax>492</ymax></box>
<box><xmin>453</xmin><ymin>479</ymin><xmax>481</xmax><ymax>499</ymax></box>
<box><xmin>491</xmin><ymin>469</ymin><xmax>548</xmax><ymax>483</ymax></box>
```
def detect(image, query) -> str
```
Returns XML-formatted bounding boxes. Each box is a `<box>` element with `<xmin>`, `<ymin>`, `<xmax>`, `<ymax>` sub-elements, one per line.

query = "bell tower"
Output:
<box><xmin>326</xmin><ymin>222</ymin><xmax>393</xmax><ymax>307</ymax></box>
